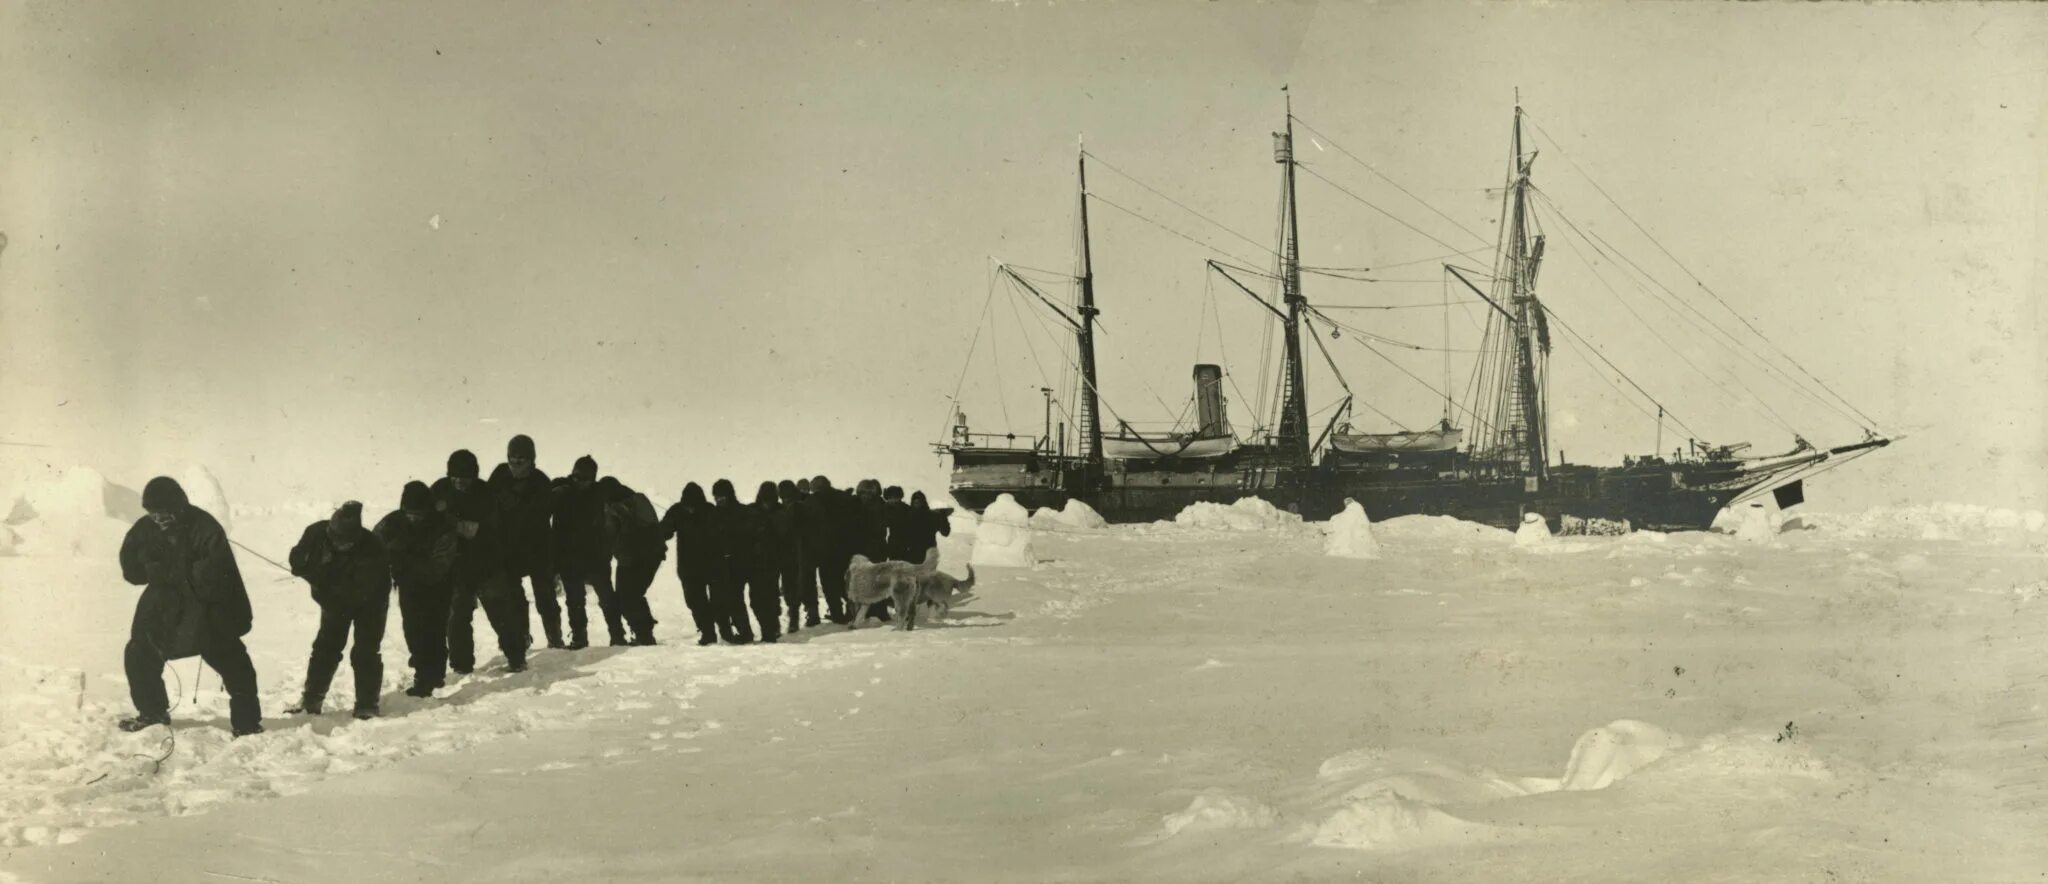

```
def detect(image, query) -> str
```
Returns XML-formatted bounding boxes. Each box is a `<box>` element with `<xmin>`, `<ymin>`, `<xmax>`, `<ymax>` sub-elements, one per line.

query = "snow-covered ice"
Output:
<box><xmin>0</xmin><ymin>490</ymin><xmax>2043</xmax><ymax>881</ymax></box>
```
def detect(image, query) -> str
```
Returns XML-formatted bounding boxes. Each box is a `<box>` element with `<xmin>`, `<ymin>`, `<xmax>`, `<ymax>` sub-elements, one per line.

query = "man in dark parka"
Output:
<box><xmin>374</xmin><ymin>481</ymin><xmax>460</xmax><ymax>697</ymax></box>
<box><xmin>116</xmin><ymin>477</ymin><xmax>263</xmax><ymax>735</ymax></box>
<box><xmin>602</xmin><ymin>477</ymin><xmax>663</xmax><ymax>645</ymax></box>
<box><xmin>489</xmin><ymin>434</ymin><xmax>563</xmax><ymax>649</ymax></box>
<box><xmin>659</xmin><ymin>482</ymin><xmax>720</xmax><ymax>645</ymax></box>
<box><xmin>798</xmin><ymin>475</ymin><xmax>850</xmax><ymax>625</ymax></box>
<box><xmin>774</xmin><ymin>479</ymin><xmax>812</xmax><ymax>632</ymax></box>
<box><xmin>286</xmin><ymin>501</ymin><xmax>394</xmax><ymax>719</ymax></box>
<box><xmin>707</xmin><ymin>479</ymin><xmax>756</xmax><ymax>644</ymax></box>
<box><xmin>438</xmin><ymin>449</ymin><xmax>529</xmax><ymax>674</ymax></box>
<box><xmin>551</xmin><ymin>455</ymin><xmax>620</xmax><ymax>648</ymax></box>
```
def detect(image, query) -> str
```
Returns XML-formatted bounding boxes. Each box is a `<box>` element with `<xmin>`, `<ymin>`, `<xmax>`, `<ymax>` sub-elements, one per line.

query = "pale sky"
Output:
<box><xmin>3</xmin><ymin>1</ymin><xmax>2042</xmax><ymax>513</ymax></box>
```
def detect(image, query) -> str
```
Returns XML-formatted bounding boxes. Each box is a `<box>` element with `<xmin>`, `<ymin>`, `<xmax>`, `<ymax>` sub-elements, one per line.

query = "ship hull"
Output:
<box><xmin>946</xmin><ymin>456</ymin><xmax>1760</xmax><ymax>532</ymax></box>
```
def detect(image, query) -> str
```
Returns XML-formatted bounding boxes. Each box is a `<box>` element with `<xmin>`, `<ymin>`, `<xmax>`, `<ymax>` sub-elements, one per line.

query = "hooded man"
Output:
<box><xmin>437</xmin><ymin>449</ymin><xmax>529</xmax><ymax>674</ymax></box>
<box><xmin>899</xmin><ymin>491</ymin><xmax>954</xmax><ymax>565</ymax></box>
<box><xmin>745</xmin><ymin>481</ymin><xmax>785</xmax><ymax>643</ymax></box>
<box><xmin>659</xmin><ymin>482</ymin><xmax>720</xmax><ymax>645</ymax></box>
<box><xmin>602</xmin><ymin>477</ymin><xmax>663</xmax><ymax>645</ymax></box>
<box><xmin>797</xmin><ymin>475</ymin><xmax>850</xmax><ymax>624</ymax></box>
<box><xmin>881</xmin><ymin>485</ymin><xmax>918</xmax><ymax>563</ymax></box>
<box><xmin>116</xmin><ymin>477</ymin><xmax>263</xmax><ymax>736</ymax></box>
<box><xmin>375</xmin><ymin>481</ymin><xmax>460</xmax><ymax>696</ymax></box>
<box><xmin>850</xmin><ymin>479</ymin><xmax>893</xmax><ymax>622</ymax></box>
<box><xmin>550</xmin><ymin>454</ymin><xmax>619</xmax><ymax>648</ymax></box>
<box><xmin>706</xmin><ymin>479</ymin><xmax>756</xmax><ymax>643</ymax></box>
<box><xmin>489</xmin><ymin>434</ymin><xmax>564</xmax><ymax>648</ymax></box>
<box><xmin>287</xmin><ymin>501</ymin><xmax>394</xmax><ymax>719</ymax></box>
<box><xmin>774</xmin><ymin>479</ymin><xmax>812</xmax><ymax>632</ymax></box>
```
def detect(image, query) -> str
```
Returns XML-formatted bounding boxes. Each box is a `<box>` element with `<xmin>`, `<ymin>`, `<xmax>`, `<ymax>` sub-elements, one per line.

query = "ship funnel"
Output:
<box><xmin>1193</xmin><ymin>364</ymin><xmax>1228</xmax><ymax>436</ymax></box>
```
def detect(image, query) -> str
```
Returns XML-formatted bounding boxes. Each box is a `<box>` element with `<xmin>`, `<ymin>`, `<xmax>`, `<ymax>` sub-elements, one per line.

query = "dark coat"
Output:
<box><xmin>660</xmin><ymin>502</ymin><xmax>720</xmax><ymax>577</ymax></box>
<box><xmin>550</xmin><ymin>477</ymin><xmax>612</xmax><ymax>571</ymax></box>
<box><xmin>431</xmin><ymin>477</ymin><xmax>503</xmax><ymax>582</ymax></box>
<box><xmin>851</xmin><ymin>493</ymin><xmax>889</xmax><ymax>560</ymax></box>
<box><xmin>888</xmin><ymin>502</ymin><xmax>951</xmax><ymax>563</ymax></box>
<box><xmin>373</xmin><ymin>509</ymin><xmax>459</xmax><ymax>591</ymax></box>
<box><xmin>796</xmin><ymin>491</ymin><xmax>840</xmax><ymax>557</ymax></box>
<box><xmin>119</xmin><ymin>505</ymin><xmax>252</xmax><ymax>641</ymax></box>
<box><xmin>488</xmin><ymin>463</ymin><xmax>555</xmax><ymax>574</ymax></box>
<box><xmin>608</xmin><ymin>486</ymin><xmax>668</xmax><ymax>569</ymax></box>
<box><xmin>763</xmin><ymin>498</ymin><xmax>800</xmax><ymax>563</ymax></box>
<box><xmin>710</xmin><ymin>497</ymin><xmax>757</xmax><ymax>564</ymax></box>
<box><xmin>289</xmin><ymin>523</ymin><xmax>393</xmax><ymax>609</ymax></box>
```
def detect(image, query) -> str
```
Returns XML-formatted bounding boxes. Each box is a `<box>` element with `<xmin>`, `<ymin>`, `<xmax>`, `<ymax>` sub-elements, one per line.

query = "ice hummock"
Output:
<box><xmin>1322</xmin><ymin>499</ymin><xmax>1381</xmax><ymax>560</ymax></box>
<box><xmin>969</xmin><ymin>493</ymin><xmax>1034</xmax><ymax>567</ymax></box>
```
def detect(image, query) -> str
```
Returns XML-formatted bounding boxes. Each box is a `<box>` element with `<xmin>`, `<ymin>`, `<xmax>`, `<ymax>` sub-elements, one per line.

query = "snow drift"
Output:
<box><xmin>1172</xmin><ymin>497</ymin><xmax>1303</xmax><ymax>532</ymax></box>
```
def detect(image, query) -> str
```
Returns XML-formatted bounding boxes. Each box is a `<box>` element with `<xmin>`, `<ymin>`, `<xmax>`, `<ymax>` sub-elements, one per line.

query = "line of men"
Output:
<box><xmin>114</xmin><ymin>433</ymin><xmax>952</xmax><ymax>734</ymax></box>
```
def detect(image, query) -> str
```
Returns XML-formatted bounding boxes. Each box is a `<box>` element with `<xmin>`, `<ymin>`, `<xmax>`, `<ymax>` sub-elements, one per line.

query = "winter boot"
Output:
<box><xmin>541</xmin><ymin>617</ymin><xmax>567</xmax><ymax>650</ymax></box>
<box><xmin>805</xmin><ymin>608</ymin><xmax>821</xmax><ymax>628</ymax></box>
<box><xmin>787</xmin><ymin>613</ymin><xmax>801</xmax><ymax>635</ymax></box>
<box><xmin>117</xmin><ymin>712</ymin><xmax>170</xmax><ymax>732</ymax></box>
<box><xmin>507</xmin><ymin>658</ymin><xmax>528</xmax><ymax>673</ymax></box>
<box><xmin>232</xmin><ymin>723</ymin><xmax>265</xmax><ymax>738</ymax></box>
<box><xmin>697</xmin><ymin>633</ymin><xmax>717</xmax><ymax>646</ymax></box>
<box><xmin>566</xmin><ymin>629</ymin><xmax>590</xmax><ymax>651</ymax></box>
<box><xmin>353</xmin><ymin>706</ymin><xmax>378</xmax><ymax>721</ymax></box>
<box><xmin>285</xmin><ymin>697</ymin><xmax>324</xmax><ymax>716</ymax></box>
<box><xmin>405</xmin><ymin>681</ymin><xmax>437</xmax><ymax>698</ymax></box>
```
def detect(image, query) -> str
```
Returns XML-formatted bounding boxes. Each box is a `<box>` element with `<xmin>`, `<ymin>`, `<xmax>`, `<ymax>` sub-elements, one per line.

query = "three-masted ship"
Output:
<box><xmin>938</xmin><ymin>95</ymin><xmax>1890</xmax><ymax>531</ymax></box>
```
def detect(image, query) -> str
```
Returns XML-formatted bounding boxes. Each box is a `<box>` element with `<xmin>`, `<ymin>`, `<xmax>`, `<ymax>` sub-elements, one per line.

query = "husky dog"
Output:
<box><xmin>913</xmin><ymin>566</ymin><xmax>977</xmax><ymax>621</ymax></box>
<box><xmin>844</xmin><ymin>548</ymin><xmax>939</xmax><ymax>630</ymax></box>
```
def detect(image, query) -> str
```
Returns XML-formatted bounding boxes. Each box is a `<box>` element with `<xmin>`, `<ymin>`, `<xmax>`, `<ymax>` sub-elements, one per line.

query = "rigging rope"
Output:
<box><xmin>1529</xmin><ymin>188</ymin><xmax>1865</xmax><ymax>429</ymax></box>
<box><xmin>939</xmin><ymin>263</ymin><xmax>1003</xmax><ymax>442</ymax></box>
<box><xmin>1084</xmin><ymin>151</ymin><xmax>1282</xmax><ymax>261</ymax></box>
<box><xmin>1522</xmin><ymin>114</ymin><xmax>1884</xmax><ymax>432</ymax></box>
<box><xmin>1528</xmin><ymin>198</ymin><xmax>1802</xmax><ymax>436</ymax></box>
<box><xmin>1290</xmin><ymin>115</ymin><xmax>1496</xmax><ymax>247</ymax></box>
<box><xmin>1083</xmin><ymin>192</ymin><xmax>1269</xmax><ymax>269</ymax></box>
<box><xmin>1297</xmin><ymin>165</ymin><xmax>1477</xmax><ymax>259</ymax></box>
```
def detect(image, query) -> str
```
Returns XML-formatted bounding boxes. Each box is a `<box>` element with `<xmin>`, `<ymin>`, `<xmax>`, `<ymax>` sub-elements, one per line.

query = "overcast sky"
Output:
<box><xmin>3</xmin><ymin>1</ymin><xmax>2042</xmax><ymax>513</ymax></box>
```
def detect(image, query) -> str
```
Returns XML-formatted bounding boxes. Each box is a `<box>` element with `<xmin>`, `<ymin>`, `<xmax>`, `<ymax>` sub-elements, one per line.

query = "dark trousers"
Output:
<box><xmin>449</xmin><ymin>573</ymin><xmax>529</xmax><ymax>673</ymax></box>
<box><xmin>523</xmin><ymin>568</ymin><xmax>580</xmax><ymax>646</ymax></box>
<box><xmin>779</xmin><ymin>554</ymin><xmax>810</xmax><ymax>623</ymax></box>
<box><xmin>124</xmin><ymin>628</ymin><xmax>261</xmax><ymax>731</ymax></box>
<box><xmin>398</xmin><ymin>582</ymin><xmax>453</xmax><ymax>689</ymax></box>
<box><xmin>677</xmin><ymin>566</ymin><xmax>717</xmax><ymax>641</ymax></box>
<box><xmin>712</xmin><ymin>558</ymin><xmax>752</xmax><ymax>641</ymax></box>
<box><xmin>746</xmin><ymin>561</ymin><xmax>782</xmax><ymax>642</ymax></box>
<box><xmin>615</xmin><ymin>558</ymin><xmax>660</xmax><ymax>640</ymax></box>
<box><xmin>301</xmin><ymin>595</ymin><xmax>390</xmax><ymax>711</ymax></box>
<box><xmin>806</xmin><ymin>548</ymin><xmax>850</xmax><ymax>619</ymax></box>
<box><xmin>562</xmin><ymin>558</ymin><xmax>621</xmax><ymax>643</ymax></box>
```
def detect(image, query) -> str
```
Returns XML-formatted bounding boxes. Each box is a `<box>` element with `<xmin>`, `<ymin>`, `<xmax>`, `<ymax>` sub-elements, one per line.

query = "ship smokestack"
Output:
<box><xmin>1193</xmin><ymin>364</ymin><xmax>1227</xmax><ymax>436</ymax></box>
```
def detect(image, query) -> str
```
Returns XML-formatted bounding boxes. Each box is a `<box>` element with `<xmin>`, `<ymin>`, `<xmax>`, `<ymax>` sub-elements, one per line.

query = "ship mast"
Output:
<box><xmin>1506</xmin><ymin>103</ymin><xmax>1549</xmax><ymax>481</ymax></box>
<box><xmin>1274</xmin><ymin>90</ymin><xmax>1312</xmax><ymax>466</ymax></box>
<box><xmin>1075</xmin><ymin>142</ymin><xmax>1105</xmax><ymax>476</ymax></box>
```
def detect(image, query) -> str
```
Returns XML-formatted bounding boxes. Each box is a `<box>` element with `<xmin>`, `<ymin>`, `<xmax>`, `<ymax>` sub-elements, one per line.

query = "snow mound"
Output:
<box><xmin>1317</xmin><ymin>747</ymin><xmax>1534</xmax><ymax>806</ymax></box>
<box><xmin>1308</xmin><ymin>792</ymin><xmax>1491</xmax><ymax>851</ymax></box>
<box><xmin>970</xmin><ymin>494</ymin><xmax>1034</xmax><ymax>568</ymax></box>
<box><xmin>1731</xmin><ymin>503</ymin><xmax>1780</xmax><ymax>544</ymax></box>
<box><xmin>1514</xmin><ymin>512</ymin><xmax>1552</xmax><ymax>548</ymax></box>
<box><xmin>1321</xmin><ymin>499</ymin><xmax>1380</xmax><ymax>560</ymax></box>
<box><xmin>179</xmin><ymin>466</ymin><xmax>231</xmax><ymax>535</ymax></box>
<box><xmin>1173</xmin><ymin>497</ymin><xmax>1302</xmax><ymax>532</ymax></box>
<box><xmin>1050</xmin><ymin>499</ymin><xmax>1107</xmax><ymax>531</ymax></box>
<box><xmin>1160</xmin><ymin>790</ymin><xmax>1278</xmax><ymax>838</ymax></box>
<box><xmin>2</xmin><ymin>467</ymin><xmax>135</xmax><ymax>559</ymax></box>
<box><xmin>1372</xmin><ymin>514</ymin><xmax>1512</xmax><ymax>546</ymax></box>
<box><xmin>1559</xmin><ymin>719</ymin><xmax>1685</xmax><ymax>791</ymax></box>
